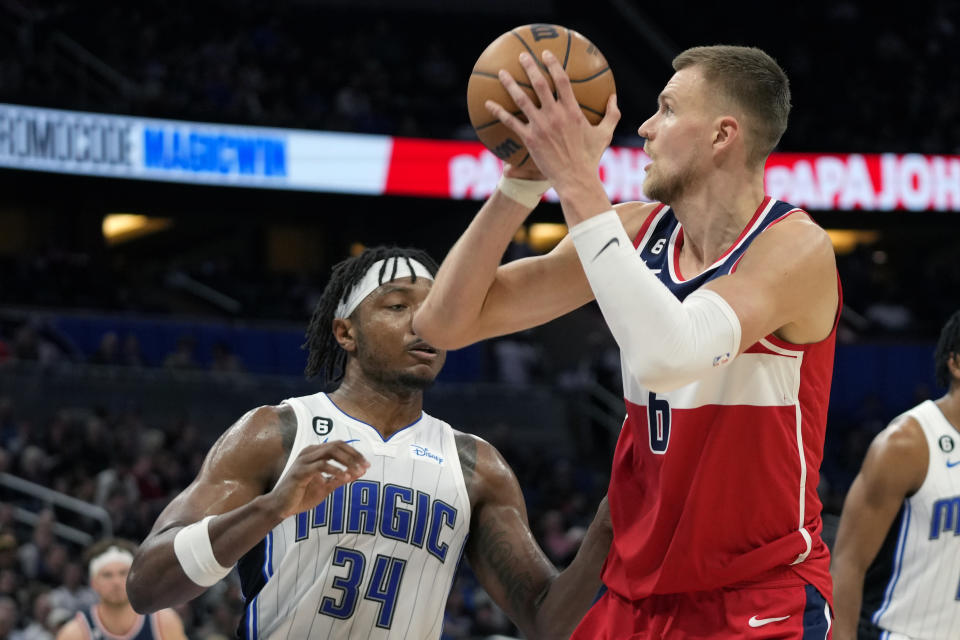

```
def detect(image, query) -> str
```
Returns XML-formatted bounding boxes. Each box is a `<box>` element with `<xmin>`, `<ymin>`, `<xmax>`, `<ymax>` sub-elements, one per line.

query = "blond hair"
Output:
<box><xmin>673</xmin><ymin>45</ymin><xmax>791</xmax><ymax>167</ymax></box>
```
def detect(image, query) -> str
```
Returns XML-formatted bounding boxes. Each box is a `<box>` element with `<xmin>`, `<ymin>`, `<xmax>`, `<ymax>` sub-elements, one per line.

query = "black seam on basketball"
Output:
<box><xmin>510</xmin><ymin>30</ymin><xmax>549</xmax><ymax>73</ymax></box>
<box><xmin>579</xmin><ymin>103</ymin><xmax>604</xmax><ymax>116</ymax></box>
<box><xmin>474</xmin><ymin>112</ymin><xmax>523</xmax><ymax>130</ymax></box>
<box><xmin>471</xmin><ymin>70</ymin><xmax>535</xmax><ymax>90</ymax></box>
<box><xmin>516</xmin><ymin>152</ymin><xmax>530</xmax><ymax>168</ymax></box>
<box><xmin>570</xmin><ymin>66</ymin><xmax>611</xmax><ymax>83</ymax></box>
<box><xmin>563</xmin><ymin>29</ymin><xmax>571</xmax><ymax>69</ymax></box>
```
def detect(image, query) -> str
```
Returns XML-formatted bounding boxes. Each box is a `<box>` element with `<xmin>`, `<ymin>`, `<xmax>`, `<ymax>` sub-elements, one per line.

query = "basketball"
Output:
<box><xmin>466</xmin><ymin>24</ymin><xmax>616</xmax><ymax>168</ymax></box>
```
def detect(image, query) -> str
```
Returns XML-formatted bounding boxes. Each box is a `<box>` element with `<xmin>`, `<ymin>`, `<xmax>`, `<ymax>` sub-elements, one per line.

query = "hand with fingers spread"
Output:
<box><xmin>486</xmin><ymin>49</ymin><xmax>620</xmax><ymax>198</ymax></box>
<box><xmin>266</xmin><ymin>441</ymin><xmax>369</xmax><ymax>519</ymax></box>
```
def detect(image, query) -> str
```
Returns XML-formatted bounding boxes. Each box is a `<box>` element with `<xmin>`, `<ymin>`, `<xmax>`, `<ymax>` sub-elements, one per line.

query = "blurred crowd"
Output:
<box><xmin>1</xmin><ymin>1</ymin><xmax>956</xmax><ymax>638</ymax></box>
<box><xmin>0</xmin><ymin>1</ymin><xmax>957</xmax><ymax>154</ymax></box>
<box><xmin>3</xmin><ymin>225</ymin><xmax>959</xmax><ymax>344</ymax></box>
<box><xmin>0</xmin><ymin>392</ymin><xmax>608</xmax><ymax>639</ymax></box>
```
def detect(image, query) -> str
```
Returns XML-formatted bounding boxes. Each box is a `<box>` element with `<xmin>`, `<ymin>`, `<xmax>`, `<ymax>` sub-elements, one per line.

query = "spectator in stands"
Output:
<box><xmin>162</xmin><ymin>335</ymin><xmax>199</xmax><ymax>370</ymax></box>
<box><xmin>17</xmin><ymin>515</ymin><xmax>54</xmax><ymax>581</ymax></box>
<box><xmin>121</xmin><ymin>335</ymin><xmax>145</xmax><ymax>368</ymax></box>
<box><xmin>0</xmin><ymin>596</ymin><xmax>22</xmax><ymax>640</ymax></box>
<box><xmin>89</xmin><ymin>333</ymin><xmax>120</xmax><ymax>366</ymax></box>
<box><xmin>209</xmin><ymin>341</ymin><xmax>242</xmax><ymax>373</ymax></box>
<box><xmin>15</xmin><ymin>590</ymin><xmax>53</xmax><ymax>640</ymax></box>
<box><xmin>47</xmin><ymin>564</ymin><xmax>95</xmax><ymax>618</ymax></box>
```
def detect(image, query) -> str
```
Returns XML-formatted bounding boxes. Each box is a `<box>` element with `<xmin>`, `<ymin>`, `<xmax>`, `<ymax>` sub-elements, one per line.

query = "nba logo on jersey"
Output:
<box><xmin>313</xmin><ymin>416</ymin><xmax>333</xmax><ymax>436</ymax></box>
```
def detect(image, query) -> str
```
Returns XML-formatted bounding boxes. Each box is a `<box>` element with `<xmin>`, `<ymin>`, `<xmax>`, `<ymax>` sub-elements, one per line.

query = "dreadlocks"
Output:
<box><xmin>935</xmin><ymin>310</ymin><xmax>960</xmax><ymax>389</ymax></box>
<box><xmin>303</xmin><ymin>246</ymin><xmax>439</xmax><ymax>387</ymax></box>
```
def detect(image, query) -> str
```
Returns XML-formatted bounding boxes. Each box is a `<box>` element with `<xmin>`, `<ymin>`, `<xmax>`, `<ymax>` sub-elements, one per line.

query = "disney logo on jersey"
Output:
<box><xmin>410</xmin><ymin>444</ymin><xmax>444</xmax><ymax>465</ymax></box>
<box><xmin>313</xmin><ymin>416</ymin><xmax>333</xmax><ymax>436</ymax></box>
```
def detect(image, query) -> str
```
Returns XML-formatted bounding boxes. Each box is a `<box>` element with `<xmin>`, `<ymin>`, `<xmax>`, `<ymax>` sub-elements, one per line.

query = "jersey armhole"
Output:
<box><xmin>445</xmin><ymin>427</ymin><xmax>473</xmax><ymax>532</ymax></box>
<box><xmin>274</xmin><ymin>398</ymin><xmax>309</xmax><ymax>490</ymax></box>
<box><xmin>632</xmin><ymin>203</ymin><xmax>666</xmax><ymax>249</ymax></box>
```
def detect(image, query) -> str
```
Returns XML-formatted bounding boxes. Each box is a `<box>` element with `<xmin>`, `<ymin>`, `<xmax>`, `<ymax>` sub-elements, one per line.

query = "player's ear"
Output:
<box><xmin>948</xmin><ymin>352</ymin><xmax>960</xmax><ymax>383</ymax></box>
<box><xmin>332</xmin><ymin>318</ymin><xmax>358</xmax><ymax>354</ymax></box>
<box><xmin>712</xmin><ymin>115</ymin><xmax>739</xmax><ymax>151</ymax></box>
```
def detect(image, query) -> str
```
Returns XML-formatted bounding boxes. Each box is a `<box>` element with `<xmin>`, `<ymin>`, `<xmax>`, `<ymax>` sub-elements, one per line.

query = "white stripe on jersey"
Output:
<box><xmin>244</xmin><ymin>393</ymin><xmax>471</xmax><ymax>640</ymax></box>
<box><xmin>623</xmin><ymin>346</ymin><xmax>802</xmax><ymax>410</ymax></box>
<box><xmin>874</xmin><ymin>400</ymin><xmax>960</xmax><ymax>640</ymax></box>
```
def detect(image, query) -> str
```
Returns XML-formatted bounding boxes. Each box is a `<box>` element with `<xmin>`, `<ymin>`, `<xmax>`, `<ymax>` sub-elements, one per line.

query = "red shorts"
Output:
<box><xmin>571</xmin><ymin>584</ymin><xmax>832</xmax><ymax>639</ymax></box>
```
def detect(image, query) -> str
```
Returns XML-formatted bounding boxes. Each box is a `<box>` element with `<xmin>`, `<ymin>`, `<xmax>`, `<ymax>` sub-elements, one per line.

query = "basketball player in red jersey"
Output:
<box><xmin>415</xmin><ymin>45</ymin><xmax>840</xmax><ymax>638</ymax></box>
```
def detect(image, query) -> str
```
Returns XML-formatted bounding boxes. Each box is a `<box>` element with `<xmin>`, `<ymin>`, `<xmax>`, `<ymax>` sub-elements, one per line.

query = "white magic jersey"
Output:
<box><xmin>237</xmin><ymin>392</ymin><xmax>471</xmax><ymax>640</ymax></box>
<box><xmin>869</xmin><ymin>400</ymin><xmax>960</xmax><ymax>640</ymax></box>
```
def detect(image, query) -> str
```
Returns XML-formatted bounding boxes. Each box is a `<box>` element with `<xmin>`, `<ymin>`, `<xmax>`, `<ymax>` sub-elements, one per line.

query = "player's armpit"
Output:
<box><xmin>702</xmin><ymin>214</ymin><xmax>839</xmax><ymax>350</ymax></box>
<box><xmin>127</xmin><ymin>405</ymin><xmax>294</xmax><ymax>613</ymax></box>
<box><xmin>829</xmin><ymin>416</ymin><xmax>927</xmax><ymax>640</ymax></box>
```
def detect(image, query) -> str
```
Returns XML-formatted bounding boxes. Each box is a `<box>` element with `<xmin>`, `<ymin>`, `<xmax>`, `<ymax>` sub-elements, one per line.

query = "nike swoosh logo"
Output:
<box><xmin>947</xmin><ymin>459</ymin><xmax>960</xmax><ymax>468</ymax></box>
<box><xmin>748</xmin><ymin>615</ymin><xmax>790</xmax><ymax>628</ymax></box>
<box><xmin>593</xmin><ymin>237</ymin><xmax>619</xmax><ymax>261</ymax></box>
<box><xmin>321</xmin><ymin>438</ymin><xmax>360</xmax><ymax>445</ymax></box>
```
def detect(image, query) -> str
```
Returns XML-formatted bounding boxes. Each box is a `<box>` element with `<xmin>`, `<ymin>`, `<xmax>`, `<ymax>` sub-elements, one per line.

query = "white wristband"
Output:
<box><xmin>497</xmin><ymin>175</ymin><xmax>551</xmax><ymax>208</ymax></box>
<box><xmin>173</xmin><ymin>515</ymin><xmax>232</xmax><ymax>587</ymax></box>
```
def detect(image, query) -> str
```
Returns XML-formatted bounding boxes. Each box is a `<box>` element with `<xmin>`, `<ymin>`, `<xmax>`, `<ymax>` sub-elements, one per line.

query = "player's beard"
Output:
<box><xmin>98</xmin><ymin>590</ymin><xmax>129</xmax><ymax>608</ymax></box>
<box><xmin>355</xmin><ymin>333</ymin><xmax>437</xmax><ymax>393</ymax></box>
<box><xmin>644</xmin><ymin>160</ymin><xmax>697</xmax><ymax>205</ymax></box>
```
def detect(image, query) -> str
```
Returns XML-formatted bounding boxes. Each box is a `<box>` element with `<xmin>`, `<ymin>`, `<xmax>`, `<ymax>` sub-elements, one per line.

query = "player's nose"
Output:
<box><xmin>637</xmin><ymin>115</ymin><xmax>655</xmax><ymax>140</ymax></box>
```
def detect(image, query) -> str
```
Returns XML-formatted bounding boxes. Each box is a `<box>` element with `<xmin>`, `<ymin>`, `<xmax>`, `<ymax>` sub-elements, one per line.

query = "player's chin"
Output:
<box><xmin>398</xmin><ymin>366</ymin><xmax>441</xmax><ymax>390</ymax></box>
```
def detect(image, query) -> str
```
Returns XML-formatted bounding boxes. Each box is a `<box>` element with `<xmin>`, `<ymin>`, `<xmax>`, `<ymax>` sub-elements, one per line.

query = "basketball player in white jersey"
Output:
<box><xmin>125</xmin><ymin>246</ymin><xmax>613</xmax><ymax>639</ymax></box>
<box><xmin>56</xmin><ymin>539</ymin><xmax>186</xmax><ymax>640</ymax></box>
<box><xmin>832</xmin><ymin>310</ymin><xmax>960</xmax><ymax>640</ymax></box>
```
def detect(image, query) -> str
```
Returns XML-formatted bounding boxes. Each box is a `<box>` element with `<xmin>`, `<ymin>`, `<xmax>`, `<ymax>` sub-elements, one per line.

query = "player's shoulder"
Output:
<box><xmin>153</xmin><ymin>607</ymin><xmax>186</xmax><ymax>638</ymax></box>
<box><xmin>613</xmin><ymin>200</ymin><xmax>662</xmax><ymax>238</ymax></box>
<box><xmin>875</xmin><ymin>412</ymin><xmax>928</xmax><ymax>457</ymax></box>
<box><xmin>759</xmin><ymin>205</ymin><xmax>831</xmax><ymax>251</ymax></box>
<box><xmin>202</xmin><ymin>404</ymin><xmax>296</xmax><ymax>478</ymax></box>
<box><xmin>54</xmin><ymin>615</ymin><xmax>85</xmax><ymax>640</ymax></box>
<box><xmin>453</xmin><ymin>430</ymin><xmax>516</xmax><ymax>490</ymax></box>
<box><xmin>862</xmin><ymin>412</ymin><xmax>929</xmax><ymax>493</ymax></box>
<box><xmin>225</xmin><ymin>404</ymin><xmax>297</xmax><ymax>449</ymax></box>
<box><xmin>738</xmin><ymin>205</ymin><xmax>835</xmax><ymax>276</ymax></box>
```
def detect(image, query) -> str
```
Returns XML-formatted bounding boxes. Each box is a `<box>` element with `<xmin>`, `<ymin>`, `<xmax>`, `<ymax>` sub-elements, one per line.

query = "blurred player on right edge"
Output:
<box><xmin>831</xmin><ymin>310</ymin><xmax>960</xmax><ymax>640</ymax></box>
<box><xmin>416</xmin><ymin>44</ymin><xmax>840</xmax><ymax>638</ymax></box>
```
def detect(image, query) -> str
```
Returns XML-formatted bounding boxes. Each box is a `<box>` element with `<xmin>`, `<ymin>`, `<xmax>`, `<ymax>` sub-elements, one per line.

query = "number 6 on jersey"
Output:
<box><xmin>647</xmin><ymin>392</ymin><xmax>672</xmax><ymax>453</ymax></box>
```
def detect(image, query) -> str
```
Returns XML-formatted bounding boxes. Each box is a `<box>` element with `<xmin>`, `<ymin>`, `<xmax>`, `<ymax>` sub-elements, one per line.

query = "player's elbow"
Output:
<box><xmin>126</xmin><ymin>563</ymin><xmax>161</xmax><ymax>614</ymax></box>
<box><xmin>412</xmin><ymin>307</ymin><xmax>472</xmax><ymax>351</ymax></box>
<box><xmin>126</xmin><ymin>580</ymin><xmax>153</xmax><ymax>614</ymax></box>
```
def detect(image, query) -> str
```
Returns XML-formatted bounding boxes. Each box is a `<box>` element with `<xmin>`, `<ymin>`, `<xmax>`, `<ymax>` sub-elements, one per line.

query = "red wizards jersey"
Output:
<box><xmin>601</xmin><ymin>196</ymin><xmax>840</xmax><ymax>603</ymax></box>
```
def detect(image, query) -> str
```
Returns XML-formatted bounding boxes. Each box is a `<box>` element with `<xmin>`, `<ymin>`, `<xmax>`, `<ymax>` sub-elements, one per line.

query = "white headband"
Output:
<box><xmin>335</xmin><ymin>257</ymin><xmax>434</xmax><ymax>319</ymax></box>
<box><xmin>89</xmin><ymin>546</ymin><xmax>134</xmax><ymax>579</ymax></box>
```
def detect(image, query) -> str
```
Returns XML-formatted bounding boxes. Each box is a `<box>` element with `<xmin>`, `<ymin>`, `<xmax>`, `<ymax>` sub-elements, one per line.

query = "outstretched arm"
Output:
<box><xmin>460</xmin><ymin>434</ymin><xmax>611</xmax><ymax>639</ymax></box>
<box><xmin>127</xmin><ymin>405</ymin><xmax>368</xmax><ymax>613</ymax></box>
<box><xmin>414</xmin><ymin>191</ymin><xmax>652</xmax><ymax>350</ymax></box>
<box><xmin>830</xmin><ymin>416</ymin><xmax>927</xmax><ymax>640</ymax></box>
